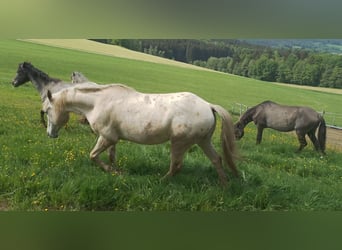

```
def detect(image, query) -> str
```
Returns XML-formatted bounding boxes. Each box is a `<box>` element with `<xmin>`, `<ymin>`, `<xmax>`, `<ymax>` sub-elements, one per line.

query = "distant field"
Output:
<box><xmin>1</xmin><ymin>39</ymin><xmax>342</xmax><ymax>211</ymax></box>
<box><xmin>24</xmin><ymin>39</ymin><xmax>342</xmax><ymax>96</ymax></box>
<box><xmin>23</xmin><ymin>39</ymin><xmax>210</xmax><ymax>72</ymax></box>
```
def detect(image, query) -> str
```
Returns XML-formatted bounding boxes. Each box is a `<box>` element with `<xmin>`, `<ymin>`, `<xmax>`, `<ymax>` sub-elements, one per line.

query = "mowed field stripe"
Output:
<box><xmin>22</xmin><ymin>39</ymin><xmax>212</xmax><ymax>72</ymax></box>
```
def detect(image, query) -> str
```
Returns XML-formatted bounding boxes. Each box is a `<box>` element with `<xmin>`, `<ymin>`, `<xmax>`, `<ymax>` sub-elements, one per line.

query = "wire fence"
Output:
<box><xmin>231</xmin><ymin>103</ymin><xmax>342</xmax><ymax>130</ymax></box>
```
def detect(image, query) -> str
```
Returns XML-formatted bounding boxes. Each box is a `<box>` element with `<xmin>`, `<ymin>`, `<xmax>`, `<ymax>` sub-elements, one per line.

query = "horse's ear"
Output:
<box><xmin>21</xmin><ymin>62</ymin><xmax>30</xmax><ymax>69</ymax></box>
<box><xmin>47</xmin><ymin>90</ymin><xmax>53</xmax><ymax>102</ymax></box>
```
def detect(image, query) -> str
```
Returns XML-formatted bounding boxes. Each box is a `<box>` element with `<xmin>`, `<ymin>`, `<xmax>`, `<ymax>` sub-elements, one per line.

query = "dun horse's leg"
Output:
<box><xmin>198</xmin><ymin>140</ymin><xmax>227</xmax><ymax>186</ymax></box>
<box><xmin>295</xmin><ymin>130</ymin><xmax>307</xmax><ymax>152</ymax></box>
<box><xmin>162</xmin><ymin>141</ymin><xmax>191</xmax><ymax>180</ymax></box>
<box><xmin>256</xmin><ymin>126</ymin><xmax>264</xmax><ymax>144</ymax></box>
<box><xmin>90</xmin><ymin>135</ymin><xmax>115</xmax><ymax>172</ymax></box>
<box><xmin>307</xmin><ymin>130</ymin><xmax>320</xmax><ymax>151</ymax></box>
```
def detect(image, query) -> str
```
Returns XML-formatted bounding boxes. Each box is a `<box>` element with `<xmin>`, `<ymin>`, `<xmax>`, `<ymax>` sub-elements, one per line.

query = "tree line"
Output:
<box><xmin>93</xmin><ymin>39</ymin><xmax>342</xmax><ymax>88</ymax></box>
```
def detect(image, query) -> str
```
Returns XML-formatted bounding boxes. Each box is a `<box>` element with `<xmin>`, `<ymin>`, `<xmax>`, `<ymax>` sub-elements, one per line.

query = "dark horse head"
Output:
<box><xmin>12</xmin><ymin>62</ymin><xmax>60</xmax><ymax>88</ymax></box>
<box><xmin>12</xmin><ymin>62</ymin><xmax>32</xmax><ymax>87</ymax></box>
<box><xmin>11</xmin><ymin>62</ymin><xmax>63</xmax><ymax>128</ymax></box>
<box><xmin>234</xmin><ymin>106</ymin><xmax>256</xmax><ymax>140</ymax></box>
<box><xmin>234</xmin><ymin>121</ymin><xmax>245</xmax><ymax>140</ymax></box>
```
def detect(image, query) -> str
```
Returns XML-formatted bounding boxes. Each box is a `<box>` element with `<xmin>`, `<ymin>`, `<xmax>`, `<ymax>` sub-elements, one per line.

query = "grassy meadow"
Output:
<box><xmin>1</xmin><ymin>39</ymin><xmax>342</xmax><ymax>211</ymax></box>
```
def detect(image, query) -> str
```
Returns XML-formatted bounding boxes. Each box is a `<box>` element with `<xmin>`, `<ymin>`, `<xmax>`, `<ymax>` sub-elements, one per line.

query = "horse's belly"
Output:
<box><xmin>117</xmin><ymin>120</ymin><xmax>171</xmax><ymax>145</ymax></box>
<box><xmin>266</xmin><ymin>120</ymin><xmax>295</xmax><ymax>132</ymax></box>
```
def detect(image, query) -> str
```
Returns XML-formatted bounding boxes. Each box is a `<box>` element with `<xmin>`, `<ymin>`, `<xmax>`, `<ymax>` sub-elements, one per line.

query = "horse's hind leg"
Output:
<box><xmin>307</xmin><ymin>130</ymin><xmax>320</xmax><ymax>151</ymax></box>
<box><xmin>162</xmin><ymin>140</ymin><xmax>191</xmax><ymax>180</ymax></box>
<box><xmin>295</xmin><ymin>130</ymin><xmax>307</xmax><ymax>152</ymax></box>
<box><xmin>198</xmin><ymin>140</ymin><xmax>227</xmax><ymax>186</ymax></box>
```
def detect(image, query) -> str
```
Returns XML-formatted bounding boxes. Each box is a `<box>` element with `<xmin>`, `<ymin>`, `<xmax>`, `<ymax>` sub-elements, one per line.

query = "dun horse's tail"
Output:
<box><xmin>210</xmin><ymin>104</ymin><xmax>239</xmax><ymax>177</ymax></box>
<box><xmin>318</xmin><ymin>117</ymin><xmax>326</xmax><ymax>154</ymax></box>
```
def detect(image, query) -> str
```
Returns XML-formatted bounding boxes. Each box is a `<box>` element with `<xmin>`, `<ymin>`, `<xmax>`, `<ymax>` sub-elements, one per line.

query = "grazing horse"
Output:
<box><xmin>11</xmin><ymin>62</ymin><xmax>95</xmax><ymax>126</ymax></box>
<box><xmin>45</xmin><ymin>84</ymin><xmax>238</xmax><ymax>185</ymax></box>
<box><xmin>234</xmin><ymin>101</ymin><xmax>326</xmax><ymax>154</ymax></box>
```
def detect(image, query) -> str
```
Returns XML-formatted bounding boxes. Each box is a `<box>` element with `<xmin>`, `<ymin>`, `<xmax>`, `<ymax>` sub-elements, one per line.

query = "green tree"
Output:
<box><xmin>207</xmin><ymin>57</ymin><xmax>219</xmax><ymax>70</ymax></box>
<box><xmin>329</xmin><ymin>66</ymin><xmax>342</xmax><ymax>88</ymax></box>
<box><xmin>254</xmin><ymin>55</ymin><xmax>278</xmax><ymax>81</ymax></box>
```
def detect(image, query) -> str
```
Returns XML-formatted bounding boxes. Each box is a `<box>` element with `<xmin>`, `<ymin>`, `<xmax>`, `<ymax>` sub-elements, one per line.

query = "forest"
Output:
<box><xmin>93</xmin><ymin>39</ymin><xmax>342</xmax><ymax>89</ymax></box>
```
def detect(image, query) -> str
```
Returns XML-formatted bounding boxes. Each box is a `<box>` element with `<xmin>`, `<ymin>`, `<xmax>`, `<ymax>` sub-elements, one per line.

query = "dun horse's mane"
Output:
<box><xmin>240</xmin><ymin>100</ymin><xmax>275</xmax><ymax>123</ymax></box>
<box><xmin>241</xmin><ymin>106</ymin><xmax>257</xmax><ymax>121</ymax></box>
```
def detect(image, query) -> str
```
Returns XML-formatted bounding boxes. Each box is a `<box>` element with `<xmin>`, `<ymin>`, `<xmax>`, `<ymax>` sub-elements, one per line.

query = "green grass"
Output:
<box><xmin>1</xmin><ymin>39</ymin><xmax>342</xmax><ymax>211</ymax></box>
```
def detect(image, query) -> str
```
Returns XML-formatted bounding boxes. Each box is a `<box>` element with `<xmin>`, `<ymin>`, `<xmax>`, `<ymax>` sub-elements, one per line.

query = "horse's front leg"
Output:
<box><xmin>90</xmin><ymin>135</ymin><xmax>115</xmax><ymax>173</ymax></box>
<box><xmin>108</xmin><ymin>144</ymin><xmax>116</xmax><ymax>165</ymax></box>
<box><xmin>40</xmin><ymin>110</ymin><xmax>47</xmax><ymax>128</ymax></box>
<box><xmin>256</xmin><ymin>126</ymin><xmax>264</xmax><ymax>144</ymax></box>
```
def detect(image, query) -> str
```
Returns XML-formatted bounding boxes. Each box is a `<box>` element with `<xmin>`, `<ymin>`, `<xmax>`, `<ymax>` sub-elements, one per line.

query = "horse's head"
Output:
<box><xmin>71</xmin><ymin>71</ymin><xmax>88</xmax><ymax>84</ymax></box>
<box><xmin>45</xmin><ymin>90</ymin><xmax>70</xmax><ymax>138</ymax></box>
<box><xmin>12</xmin><ymin>62</ymin><xmax>31</xmax><ymax>87</ymax></box>
<box><xmin>234</xmin><ymin>121</ymin><xmax>245</xmax><ymax>140</ymax></box>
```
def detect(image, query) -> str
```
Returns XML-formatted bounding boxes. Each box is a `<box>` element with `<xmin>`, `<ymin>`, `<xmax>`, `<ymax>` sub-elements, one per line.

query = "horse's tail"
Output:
<box><xmin>318</xmin><ymin>116</ymin><xmax>326</xmax><ymax>154</ymax></box>
<box><xmin>210</xmin><ymin>104</ymin><xmax>239</xmax><ymax>177</ymax></box>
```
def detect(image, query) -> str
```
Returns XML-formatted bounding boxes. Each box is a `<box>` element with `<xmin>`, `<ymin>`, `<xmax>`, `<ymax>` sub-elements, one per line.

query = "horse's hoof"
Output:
<box><xmin>218</xmin><ymin>177</ymin><xmax>228</xmax><ymax>187</ymax></box>
<box><xmin>110</xmin><ymin>168</ymin><xmax>123</xmax><ymax>176</ymax></box>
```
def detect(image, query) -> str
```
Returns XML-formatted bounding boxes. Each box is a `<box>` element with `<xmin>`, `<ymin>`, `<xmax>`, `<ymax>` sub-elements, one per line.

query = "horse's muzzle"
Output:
<box><xmin>12</xmin><ymin>80</ymin><xmax>19</xmax><ymax>87</ymax></box>
<box><xmin>47</xmin><ymin>132</ymin><xmax>58</xmax><ymax>138</ymax></box>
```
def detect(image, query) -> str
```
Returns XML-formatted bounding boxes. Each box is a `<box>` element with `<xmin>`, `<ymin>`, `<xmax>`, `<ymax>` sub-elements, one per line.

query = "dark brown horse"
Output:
<box><xmin>12</xmin><ymin>62</ymin><xmax>74</xmax><ymax>127</ymax></box>
<box><xmin>234</xmin><ymin>101</ymin><xmax>326</xmax><ymax>154</ymax></box>
<box><xmin>12</xmin><ymin>62</ymin><xmax>95</xmax><ymax>127</ymax></box>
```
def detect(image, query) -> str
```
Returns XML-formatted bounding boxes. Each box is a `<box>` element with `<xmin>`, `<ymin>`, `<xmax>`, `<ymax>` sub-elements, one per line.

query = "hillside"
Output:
<box><xmin>21</xmin><ymin>39</ymin><xmax>342</xmax><ymax>96</ymax></box>
<box><xmin>97</xmin><ymin>39</ymin><xmax>342</xmax><ymax>89</ymax></box>
<box><xmin>23</xmin><ymin>39</ymin><xmax>210</xmax><ymax>71</ymax></box>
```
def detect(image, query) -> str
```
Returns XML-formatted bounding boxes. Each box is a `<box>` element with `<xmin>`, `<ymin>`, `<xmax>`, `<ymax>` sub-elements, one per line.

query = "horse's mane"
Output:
<box><xmin>23</xmin><ymin>62</ymin><xmax>61</xmax><ymax>84</ymax></box>
<box><xmin>259</xmin><ymin>100</ymin><xmax>276</xmax><ymax>106</ymax></box>
<box><xmin>240</xmin><ymin>101</ymin><xmax>276</xmax><ymax>124</ymax></box>
<box><xmin>75</xmin><ymin>83</ymin><xmax>135</xmax><ymax>93</ymax></box>
<box><xmin>240</xmin><ymin>106</ymin><xmax>257</xmax><ymax>122</ymax></box>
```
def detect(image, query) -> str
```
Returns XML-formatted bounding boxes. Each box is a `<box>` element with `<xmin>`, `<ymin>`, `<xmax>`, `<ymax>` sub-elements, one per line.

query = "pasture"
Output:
<box><xmin>0</xmin><ymin>39</ymin><xmax>342</xmax><ymax>211</ymax></box>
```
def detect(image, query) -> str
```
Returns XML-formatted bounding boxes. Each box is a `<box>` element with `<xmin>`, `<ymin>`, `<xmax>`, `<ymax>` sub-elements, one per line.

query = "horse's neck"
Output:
<box><xmin>28</xmin><ymin>71</ymin><xmax>61</xmax><ymax>101</ymax></box>
<box><xmin>64</xmin><ymin>90</ymin><xmax>95</xmax><ymax>115</ymax></box>
<box><xmin>240</xmin><ymin>107</ymin><xmax>255</xmax><ymax>127</ymax></box>
<box><xmin>28</xmin><ymin>74</ymin><xmax>51</xmax><ymax>99</ymax></box>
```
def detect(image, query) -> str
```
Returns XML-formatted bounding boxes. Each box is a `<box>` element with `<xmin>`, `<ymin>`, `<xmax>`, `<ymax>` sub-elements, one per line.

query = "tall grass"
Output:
<box><xmin>0</xmin><ymin>39</ymin><xmax>342</xmax><ymax>211</ymax></box>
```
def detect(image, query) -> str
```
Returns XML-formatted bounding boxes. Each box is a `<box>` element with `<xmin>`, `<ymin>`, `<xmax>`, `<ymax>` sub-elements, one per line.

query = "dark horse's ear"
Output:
<box><xmin>20</xmin><ymin>62</ymin><xmax>31</xmax><ymax>69</ymax></box>
<box><xmin>47</xmin><ymin>90</ymin><xmax>53</xmax><ymax>102</ymax></box>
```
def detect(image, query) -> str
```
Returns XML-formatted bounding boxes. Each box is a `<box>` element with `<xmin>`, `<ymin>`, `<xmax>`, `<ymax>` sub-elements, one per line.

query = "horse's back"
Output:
<box><xmin>91</xmin><ymin>90</ymin><xmax>215</xmax><ymax>144</ymax></box>
<box><xmin>261</xmin><ymin>102</ymin><xmax>321</xmax><ymax>130</ymax></box>
<box><xmin>297</xmin><ymin>106</ymin><xmax>322</xmax><ymax>125</ymax></box>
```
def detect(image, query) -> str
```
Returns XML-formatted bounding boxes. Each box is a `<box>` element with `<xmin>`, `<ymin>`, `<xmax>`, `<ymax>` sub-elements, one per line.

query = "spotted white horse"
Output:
<box><xmin>45</xmin><ymin>84</ymin><xmax>238</xmax><ymax>185</ymax></box>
